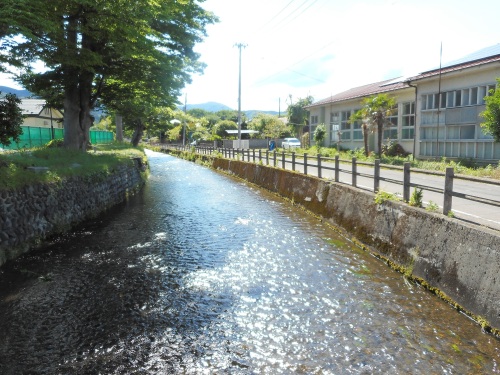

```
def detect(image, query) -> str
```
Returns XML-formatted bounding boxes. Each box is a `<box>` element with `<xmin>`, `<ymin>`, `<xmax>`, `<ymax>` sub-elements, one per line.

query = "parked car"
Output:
<box><xmin>282</xmin><ymin>137</ymin><xmax>301</xmax><ymax>149</ymax></box>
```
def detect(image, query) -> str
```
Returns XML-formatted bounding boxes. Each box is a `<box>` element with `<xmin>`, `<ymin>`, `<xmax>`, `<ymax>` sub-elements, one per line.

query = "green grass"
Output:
<box><xmin>0</xmin><ymin>142</ymin><xmax>146</xmax><ymax>190</ymax></box>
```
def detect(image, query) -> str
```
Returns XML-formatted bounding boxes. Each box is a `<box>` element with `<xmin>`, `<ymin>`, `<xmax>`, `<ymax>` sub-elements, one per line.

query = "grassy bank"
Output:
<box><xmin>0</xmin><ymin>142</ymin><xmax>146</xmax><ymax>190</ymax></box>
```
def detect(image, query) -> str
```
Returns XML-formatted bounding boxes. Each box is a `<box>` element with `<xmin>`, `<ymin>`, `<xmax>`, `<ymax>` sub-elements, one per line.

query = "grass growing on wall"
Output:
<box><xmin>0</xmin><ymin>142</ymin><xmax>146</xmax><ymax>190</ymax></box>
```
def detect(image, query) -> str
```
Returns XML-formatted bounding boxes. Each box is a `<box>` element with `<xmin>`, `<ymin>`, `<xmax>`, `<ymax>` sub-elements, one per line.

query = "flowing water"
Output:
<box><xmin>0</xmin><ymin>150</ymin><xmax>499</xmax><ymax>374</ymax></box>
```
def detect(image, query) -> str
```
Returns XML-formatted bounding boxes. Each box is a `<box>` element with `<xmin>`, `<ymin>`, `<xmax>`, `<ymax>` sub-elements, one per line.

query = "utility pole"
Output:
<box><xmin>235</xmin><ymin>42</ymin><xmax>247</xmax><ymax>148</ymax></box>
<box><xmin>183</xmin><ymin>93</ymin><xmax>187</xmax><ymax>146</ymax></box>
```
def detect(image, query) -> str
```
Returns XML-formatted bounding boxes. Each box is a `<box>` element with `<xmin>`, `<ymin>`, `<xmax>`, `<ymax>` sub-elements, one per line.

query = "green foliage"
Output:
<box><xmin>408</xmin><ymin>187</ymin><xmax>423</xmax><ymax>207</ymax></box>
<box><xmin>248</xmin><ymin>113</ymin><xmax>291</xmax><ymax>139</ymax></box>
<box><xmin>374</xmin><ymin>190</ymin><xmax>401</xmax><ymax>204</ymax></box>
<box><xmin>0</xmin><ymin>0</ymin><xmax>217</xmax><ymax>150</ymax></box>
<box><xmin>213</xmin><ymin>120</ymin><xmax>238</xmax><ymax>139</ymax></box>
<box><xmin>287</xmin><ymin>95</ymin><xmax>314</xmax><ymax>132</ymax></box>
<box><xmin>426</xmin><ymin>201</ymin><xmax>440</xmax><ymax>212</ymax></box>
<box><xmin>314</xmin><ymin>123</ymin><xmax>326</xmax><ymax>147</ymax></box>
<box><xmin>480</xmin><ymin>79</ymin><xmax>500</xmax><ymax>141</ymax></box>
<box><xmin>0</xmin><ymin>93</ymin><xmax>23</xmax><ymax>146</ymax></box>
<box><xmin>351</xmin><ymin>94</ymin><xmax>397</xmax><ymax>157</ymax></box>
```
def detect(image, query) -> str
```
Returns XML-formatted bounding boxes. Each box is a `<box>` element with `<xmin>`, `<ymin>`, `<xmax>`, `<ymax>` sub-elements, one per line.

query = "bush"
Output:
<box><xmin>408</xmin><ymin>187</ymin><xmax>423</xmax><ymax>207</ymax></box>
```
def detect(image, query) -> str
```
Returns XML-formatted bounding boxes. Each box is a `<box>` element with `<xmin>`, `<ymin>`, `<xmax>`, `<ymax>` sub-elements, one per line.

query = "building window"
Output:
<box><xmin>351</xmin><ymin>109</ymin><xmax>363</xmax><ymax>140</ymax></box>
<box><xmin>383</xmin><ymin>106</ymin><xmax>398</xmax><ymax>140</ymax></box>
<box><xmin>311</xmin><ymin>115</ymin><xmax>318</xmax><ymax>124</ymax></box>
<box><xmin>455</xmin><ymin>90</ymin><xmax>462</xmax><ymax>107</ymax></box>
<box><xmin>340</xmin><ymin>111</ymin><xmax>351</xmax><ymax>140</ymax></box>
<box><xmin>401</xmin><ymin>101</ymin><xmax>415</xmax><ymax>140</ymax></box>
<box><xmin>330</xmin><ymin>112</ymin><xmax>340</xmax><ymax>142</ymax></box>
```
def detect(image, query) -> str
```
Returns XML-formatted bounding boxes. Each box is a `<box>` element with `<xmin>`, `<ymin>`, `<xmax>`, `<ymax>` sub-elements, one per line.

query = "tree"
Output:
<box><xmin>0</xmin><ymin>0</ymin><xmax>216</xmax><ymax>150</ymax></box>
<box><xmin>349</xmin><ymin>113</ymin><xmax>372</xmax><ymax>156</ymax></box>
<box><xmin>480</xmin><ymin>79</ymin><xmax>500</xmax><ymax>142</ymax></box>
<box><xmin>213</xmin><ymin>120</ymin><xmax>238</xmax><ymax>139</ymax></box>
<box><xmin>248</xmin><ymin>113</ymin><xmax>290</xmax><ymax>139</ymax></box>
<box><xmin>0</xmin><ymin>93</ymin><xmax>23</xmax><ymax>147</ymax></box>
<box><xmin>287</xmin><ymin>95</ymin><xmax>314</xmax><ymax>135</ymax></box>
<box><xmin>313</xmin><ymin>123</ymin><xmax>326</xmax><ymax>148</ymax></box>
<box><xmin>351</xmin><ymin>94</ymin><xmax>396</xmax><ymax>157</ymax></box>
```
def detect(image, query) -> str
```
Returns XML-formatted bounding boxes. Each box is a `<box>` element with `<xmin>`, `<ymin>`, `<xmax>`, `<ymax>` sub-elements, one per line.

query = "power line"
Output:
<box><xmin>268</xmin><ymin>0</ymin><xmax>319</xmax><ymax>33</ymax></box>
<box><xmin>255</xmin><ymin>39</ymin><xmax>337</xmax><ymax>85</ymax></box>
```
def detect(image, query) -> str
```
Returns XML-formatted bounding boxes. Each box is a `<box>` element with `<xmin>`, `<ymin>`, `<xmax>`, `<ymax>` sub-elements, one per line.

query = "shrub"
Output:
<box><xmin>408</xmin><ymin>187</ymin><xmax>423</xmax><ymax>207</ymax></box>
<box><xmin>374</xmin><ymin>190</ymin><xmax>401</xmax><ymax>204</ymax></box>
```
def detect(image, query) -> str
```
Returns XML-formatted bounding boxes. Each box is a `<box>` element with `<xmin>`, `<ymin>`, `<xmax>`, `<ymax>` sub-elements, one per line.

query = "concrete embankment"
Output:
<box><xmin>168</xmin><ymin>150</ymin><xmax>500</xmax><ymax>333</ymax></box>
<box><xmin>0</xmin><ymin>158</ymin><xmax>147</xmax><ymax>267</ymax></box>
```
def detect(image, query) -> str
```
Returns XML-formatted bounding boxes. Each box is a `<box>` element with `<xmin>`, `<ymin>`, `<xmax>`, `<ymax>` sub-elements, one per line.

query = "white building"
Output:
<box><xmin>306</xmin><ymin>44</ymin><xmax>500</xmax><ymax>161</ymax></box>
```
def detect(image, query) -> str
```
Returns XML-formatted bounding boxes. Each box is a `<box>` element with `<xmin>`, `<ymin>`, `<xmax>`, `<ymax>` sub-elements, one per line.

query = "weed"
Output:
<box><xmin>408</xmin><ymin>187</ymin><xmax>423</xmax><ymax>207</ymax></box>
<box><xmin>447</xmin><ymin>210</ymin><xmax>455</xmax><ymax>218</ymax></box>
<box><xmin>374</xmin><ymin>190</ymin><xmax>401</xmax><ymax>204</ymax></box>
<box><xmin>426</xmin><ymin>201</ymin><xmax>440</xmax><ymax>212</ymax></box>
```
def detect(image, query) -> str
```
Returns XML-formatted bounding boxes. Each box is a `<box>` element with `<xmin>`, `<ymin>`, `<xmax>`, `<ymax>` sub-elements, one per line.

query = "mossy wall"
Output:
<box><xmin>211</xmin><ymin>158</ymin><xmax>500</xmax><ymax>333</ymax></box>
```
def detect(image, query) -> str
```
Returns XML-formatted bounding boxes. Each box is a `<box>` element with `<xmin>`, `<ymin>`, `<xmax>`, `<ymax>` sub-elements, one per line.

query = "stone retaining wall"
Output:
<box><xmin>209</xmin><ymin>157</ymin><xmax>500</xmax><ymax>333</ymax></box>
<box><xmin>0</xmin><ymin>159</ymin><xmax>147</xmax><ymax>267</ymax></box>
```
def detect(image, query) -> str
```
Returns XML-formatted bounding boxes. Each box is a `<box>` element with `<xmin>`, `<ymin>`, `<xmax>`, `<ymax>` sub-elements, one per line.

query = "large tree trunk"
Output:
<box><xmin>131</xmin><ymin>120</ymin><xmax>144</xmax><ymax>147</ymax></box>
<box><xmin>61</xmin><ymin>13</ymin><xmax>96</xmax><ymax>151</ymax></box>
<box><xmin>63</xmin><ymin>80</ymin><xmax>83</xmax><ymax>150</ymax></box>
<box><xmin>62</xmin><ymin>75</ymin><xmax>93</xmax><ymax>151</ymax></box>
<box><xmin>79</xmin><ymin>71</ymin><xmax>94</xmax><ymax>151</ymax></box>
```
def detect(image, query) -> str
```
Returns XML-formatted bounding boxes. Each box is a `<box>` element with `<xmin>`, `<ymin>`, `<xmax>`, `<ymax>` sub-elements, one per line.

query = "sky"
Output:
<box><xmin>1</xmin><ymin>0</ymin><xmax>499</xmax><ymax>112</ymax></box>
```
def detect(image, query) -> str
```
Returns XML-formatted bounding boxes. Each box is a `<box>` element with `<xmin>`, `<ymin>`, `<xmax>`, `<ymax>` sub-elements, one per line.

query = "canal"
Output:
<box><xmin>0</xmin><ymin>150</ymin><xmax>499</xmax><ymax>374</ymax></box>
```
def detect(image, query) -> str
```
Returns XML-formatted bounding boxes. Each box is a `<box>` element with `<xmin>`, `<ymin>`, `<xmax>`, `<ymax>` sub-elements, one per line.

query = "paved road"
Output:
<box><xmin>249</xmin><ymin>151</ymin><xmax>500</xmax><ymax>232</ymax></box>
<box><xmin>289</xmin><ymin>157</ymin><xmax>500</xmax><ymax>232</ymax></box>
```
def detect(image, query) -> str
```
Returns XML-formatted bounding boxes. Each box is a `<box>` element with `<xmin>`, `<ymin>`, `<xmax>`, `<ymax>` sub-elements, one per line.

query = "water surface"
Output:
<box><xmin>0</xmin><ymin>150</ymin><xmax>498</xmax><ymax>374</ymax></box>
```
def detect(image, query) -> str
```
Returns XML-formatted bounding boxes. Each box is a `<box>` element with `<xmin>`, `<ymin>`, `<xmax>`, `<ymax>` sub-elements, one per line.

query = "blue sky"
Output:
<box><xmin>2</xmin><ymin>0</ymin><xmax>499</xmax><ymax>111</ymax></box>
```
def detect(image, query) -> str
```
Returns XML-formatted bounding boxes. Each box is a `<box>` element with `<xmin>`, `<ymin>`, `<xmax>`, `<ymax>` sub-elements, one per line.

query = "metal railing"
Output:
<box><xmin>160</xmin><ymin>144</ymin><xmax>500</xmax><ymax>218</ymax></box>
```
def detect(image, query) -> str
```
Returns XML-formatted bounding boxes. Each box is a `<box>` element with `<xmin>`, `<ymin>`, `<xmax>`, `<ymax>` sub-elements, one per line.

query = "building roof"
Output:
<box><xmin>225</xmin><ymin>130</ymin><xmax>259</xmax><ymax>134</ymax></box>
<box><xmin>19</xmin><ymin>99</ymin><xmax>46</xmax><ymax>115</ymax></box>
<box><xmin>308</xmin><ymin>44</ymin><xmax>500</xmax><ymax>109</ymax></box>
<box><xmin>406</xmin><ymin>44</ymin><xmax>500</xmax><ymax>82</ymax></box>
<box><xmin>306</xmin><ymin>78</ymin><xmax>408</xmax><ymax>108</ymax></box>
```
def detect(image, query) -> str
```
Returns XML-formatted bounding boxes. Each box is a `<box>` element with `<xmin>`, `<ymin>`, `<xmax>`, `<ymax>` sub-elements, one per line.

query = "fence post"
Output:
<box><xmin>282</xmin><ymin>151</ymin><xmax>285</xmax><ymax>169</ymax></box>
<box><xmin>317</xmin><ymin>154</ymin><xmax>322</xmax><ymax>179</ymax></box>
<box><xmin>403</xmin><ymin>162</ymin><xmax>411</xmax><ymax>202</ymax></box>
<box><xmin>443</xmin><ymin>167</ymin><xmax>454</xmax><ymax>216</ymax></box>
<box><xmin>352</xmin><ymin>157</ymin><xmax>357</xmax><ymax>187</ymax></box>
<box><xmin>266</xmin><ymin>150</ymin><xmax>269</xmax><ymax>165</ymax></box>
<box><xmin>253</xmin><ymin>149</ymin><xmax>256</xmax><ymax>163</ymax></box>
<box><xmin>258</xmin><ymin>149</ymin><xmax>262</xmax><ymax>163</ymax></box>
<box><xmin>292</xmin><ymin>152</ymin><xmax>296</xmax><ymax>171</ymax></box>
<box><xmin>304</xmin><ymin>153</ymin><xmax>308</xmax><ymax>175</ymax></box>
<box><xmin>335</xmin><ymin>155</ymin><xmax>339</xmax><ymax>182</ymax></box>
<box><xmin>273</xmin><ymin>150</ymin><xmax>277</xmax><ymax>167</ymax></box>
<box><xmin>374</xmin><ymin>159</ymin><xmax>380</xmax><ymax>193</ymax></box>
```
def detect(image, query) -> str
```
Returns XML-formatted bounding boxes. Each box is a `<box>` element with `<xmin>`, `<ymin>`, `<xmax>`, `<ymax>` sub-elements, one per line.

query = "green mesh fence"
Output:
<box><xmin>1</xmin><ymin>127</ymin><xmax>114</xmax><ymax>150</ymax></box>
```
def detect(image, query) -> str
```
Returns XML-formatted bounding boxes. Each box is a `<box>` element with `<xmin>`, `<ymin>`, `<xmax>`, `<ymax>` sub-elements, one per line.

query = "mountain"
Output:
<box><xmin>183</xmin><ymin>101</ymin><xmax>233</xmax><ymax>112</ymax></box>
<box><xmin>0</xmin><ymin>86</ymin><xmax>32</xmax><ymax>97</ymax></box>
<box><xmin>181</xmin><ymin>102</ymin><xmax>282</xmax><ymax>119</ymax></box>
